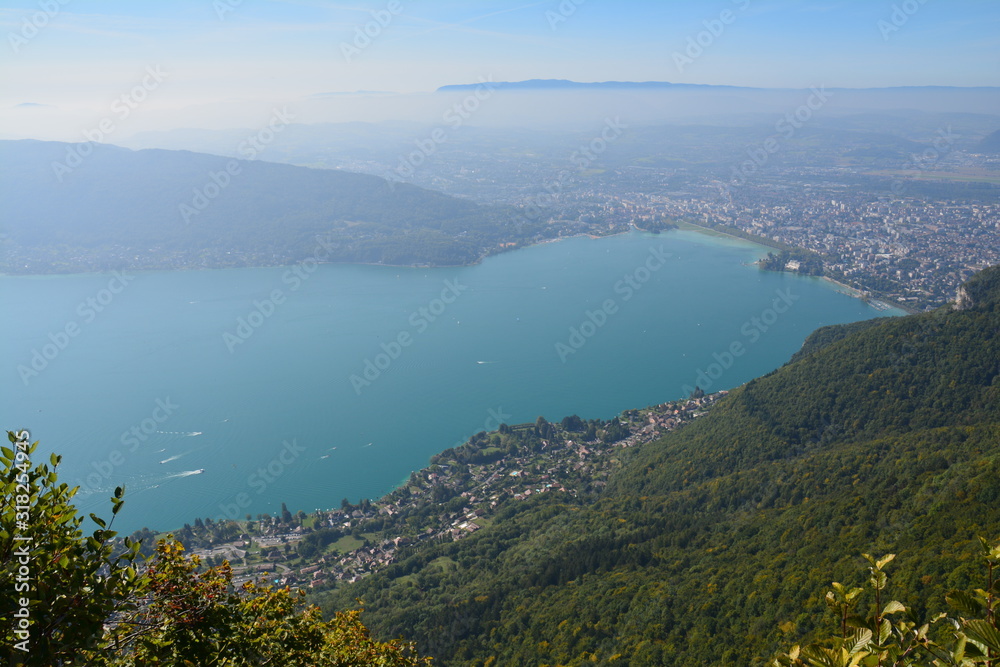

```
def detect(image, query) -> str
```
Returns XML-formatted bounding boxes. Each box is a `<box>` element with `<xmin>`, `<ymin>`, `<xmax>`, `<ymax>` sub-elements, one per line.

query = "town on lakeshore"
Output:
<box><xmin>141</xmin><ymin>392</ymin><xmax>727</xmax><ymax>591</ymax></box>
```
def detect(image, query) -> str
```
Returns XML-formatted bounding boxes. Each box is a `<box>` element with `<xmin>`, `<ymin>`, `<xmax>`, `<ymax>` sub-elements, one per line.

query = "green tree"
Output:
<box><xmin>2</xmin><ymin>432</ymin><xmax>430</xmax><ymax>666</ymax></box>
<box><xmin>561</xmin><ymin>415</ymin><xmax>585</xmax><ymax>432</ymax></box>
<box><xmin>105</xmin><ymin>539</ymin><xmax>429</xmax><ymax>666</ymax></box>
<box><xmin>1</xmin><ymin>431</ymin><xmax>145</xmax><ymax>666</ymax></box>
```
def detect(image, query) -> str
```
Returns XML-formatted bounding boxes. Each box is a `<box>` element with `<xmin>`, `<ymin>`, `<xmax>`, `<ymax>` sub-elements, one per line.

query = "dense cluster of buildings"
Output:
<box><xmin>641</xmin><ymin>188</ymin><xmax>999</xmax><ymax>309</ymax></box>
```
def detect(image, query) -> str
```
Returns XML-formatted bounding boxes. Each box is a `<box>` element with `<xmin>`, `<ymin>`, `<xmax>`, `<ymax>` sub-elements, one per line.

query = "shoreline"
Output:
<box><xmin>820</xmin><ymin>276</ymin><xmax>916</xmax><ymax>314</ymax></box>
<box><xmin>669</xmin><ymin>222</ymin><xmax>917</xmax><ymax>316</ymax></box>
<box><xmin>2</xmin><ymin>227</ymin><xmax>919</xmax><ymax>316</ymax></box>
<box><xmin>0</xmin><ymin>229</ymin><xmax>642</xmax><ymax>279</ymax></box>
<box><xmin>672</xmin><ymin>219</ymin><xmax>784</xmax><ymax>251</ymax></box>
<box><xmin>821</xmin><ymin>275</ymin><xmax>865</xmax><ymax>298</ymax></box>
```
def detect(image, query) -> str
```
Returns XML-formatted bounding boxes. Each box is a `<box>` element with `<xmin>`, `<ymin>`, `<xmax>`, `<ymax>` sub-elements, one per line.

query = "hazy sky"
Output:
<box><xmin>1</xmin><ymin>0</ymin><xmax>998</xmax><ymax>139</ymax></box>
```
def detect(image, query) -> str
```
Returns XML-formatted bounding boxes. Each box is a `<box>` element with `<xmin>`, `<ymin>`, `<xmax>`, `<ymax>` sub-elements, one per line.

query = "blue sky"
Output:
<box><xmin>1</xmin><ymin>0</ymin><xmax>998</xmax><ymax>138</ymax></box>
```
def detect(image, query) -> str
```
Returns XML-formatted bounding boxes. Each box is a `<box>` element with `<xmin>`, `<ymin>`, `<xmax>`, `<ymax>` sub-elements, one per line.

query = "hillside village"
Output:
<box><xmin>166</xmin><ymin>392</ymin><xmax>728</xmax><ymax>591</ymax></box>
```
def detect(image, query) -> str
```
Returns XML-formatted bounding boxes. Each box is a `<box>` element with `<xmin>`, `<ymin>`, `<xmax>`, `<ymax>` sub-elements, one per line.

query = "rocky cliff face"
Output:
<box><xmin>953</xmin><ymin>266</ymin><xmax>1000</xmax><ymax>312</ymax></box>
<box><xmin>954</xmin><ymin>285</ymin><xmax>975</xmax><ymax>311</ymax></box>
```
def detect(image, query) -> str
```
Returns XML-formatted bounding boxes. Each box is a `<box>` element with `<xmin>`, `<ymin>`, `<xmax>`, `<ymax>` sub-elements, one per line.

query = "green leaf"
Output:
<box><xmin>845</xmin><ymin>629</ymin><xmax>872</xmax><ymax>655</ymax></box>
<box><xmin>946</xmin><ymin>590</ymin><xmax>985</xmax><ymax>617</ymax></box>
<box><xmin>875</xmin><ymin>554</ymin><xmax>895</xmax><ymax>569</ymax></box>
<box><xmin>90</xmin><ymin>513</ymin><xmax>107</xmax><ymax>529</ymax></box>
<box><xmin>1</xmin><ymin>446</ymin><xmax>13</xmax><ymax>460</ymax></box>
<box><xmin>962</xmin><ymin>632</ymin><xmax>990</xmax><ymax>658</ymax></box>
<box><xmin>878</xmin><ymin>618</ymin><xmax>891</xmax><ymax>645</ymax></box>
<box><xmin>881</xmin><ymin>600</ymin><xmax>905</xmax><ymax>616</ymax></box>
<box><xmin>964</xmin><ymin>619</ymin><xmax>1000</xmax><ymax>653</ymax></box>
<box><xmin>800</xmin><ymin>645</ymin><xmax>838</xmax><ymax>667</ymax></box>
<box><xmin>954</xmin><ymin>633</ymin><xmax>967</xmax><ymax>662</ymax></box>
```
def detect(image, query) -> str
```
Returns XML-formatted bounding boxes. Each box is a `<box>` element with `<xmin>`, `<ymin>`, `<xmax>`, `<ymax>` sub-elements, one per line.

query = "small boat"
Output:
<box><xmin>195</xmin><ymin>469</ymin><xmax>205</xmax><ymax>474</ymax></box>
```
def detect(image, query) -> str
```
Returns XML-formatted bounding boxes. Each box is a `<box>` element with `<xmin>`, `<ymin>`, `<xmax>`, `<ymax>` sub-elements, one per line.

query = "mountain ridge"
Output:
<box><xmin>0</xmin><ymin>139</ymin><xmax>543</xmax><ymax>273</ymax></box>
<box><xmin>436</xmin><ymin>78</ymin><xmax>1000</xmax><ymax>93</ymax></box>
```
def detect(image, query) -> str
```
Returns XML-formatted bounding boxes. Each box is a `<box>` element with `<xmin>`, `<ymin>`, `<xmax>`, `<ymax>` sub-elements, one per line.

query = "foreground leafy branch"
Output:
<box><xmin>2</xmin><ymin>431</ymin><xmax>429</xmax><ymax>666</ymax></box>
<box><xmin>773</xmin><ymin>541</ymin><xmax>1000</xmax><ymax>667</ymax></box>
<box><xmin>1</xmin><ymin>431</ymin><xmax>145</xmax><ymax>666</ymax></box>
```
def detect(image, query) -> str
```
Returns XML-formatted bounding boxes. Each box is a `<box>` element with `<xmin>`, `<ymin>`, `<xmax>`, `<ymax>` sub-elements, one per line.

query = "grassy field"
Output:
<box><xmin>328</xmin><ymin>533</ymin><xmax>374</xmax><ymax>555</ymax></box>
<box><xmin>673</xmin><ymin>219</ymin><xmax>741</xmax><ymax>240</ymax></box>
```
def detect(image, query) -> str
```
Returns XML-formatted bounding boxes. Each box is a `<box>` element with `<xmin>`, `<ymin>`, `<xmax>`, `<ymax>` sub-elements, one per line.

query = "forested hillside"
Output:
<box><xmin>0</xmin><ymin>140</ymin><xmax>538</xmax><ymax>273</ymax></box>
<box><xmin>316</xmin><ymin>266</ymin><xmax>1000</xmax><ymax>666</ymax></box>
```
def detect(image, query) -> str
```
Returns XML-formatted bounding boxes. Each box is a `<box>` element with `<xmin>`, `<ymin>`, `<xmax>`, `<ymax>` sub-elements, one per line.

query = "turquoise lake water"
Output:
<box><xmin>1</xmin><ymin>230</ymin><xmax>903</xmax><ymax>534</ymax></box>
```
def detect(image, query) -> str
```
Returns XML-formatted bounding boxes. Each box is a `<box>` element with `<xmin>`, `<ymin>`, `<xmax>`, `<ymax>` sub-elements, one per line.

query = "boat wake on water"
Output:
<box><xmin>167</xmin><ymin>469</ymin><xmax>205</xmax><ymax>478</ymax></box>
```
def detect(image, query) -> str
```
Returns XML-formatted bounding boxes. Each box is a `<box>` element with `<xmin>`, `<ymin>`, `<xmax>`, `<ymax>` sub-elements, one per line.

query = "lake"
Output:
<box><xmin>1</xmin><ymin>229</ymin><xmax>903</xmax><ymax>534</ymax></box>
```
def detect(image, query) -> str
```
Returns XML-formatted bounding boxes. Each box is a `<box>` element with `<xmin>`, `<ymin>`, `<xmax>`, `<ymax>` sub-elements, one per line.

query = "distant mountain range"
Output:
<box><xmin>436</xmin><ymin>79</ymin><xmax>746</xmax><ymax>93</ymax></box>
<box><xmin>436</xmin><ymin>78</ymin><xmax>1000</xmax><ymax>93</ymax></box>
<box><xmin>0</xmin><ymin>140</ymin><xmax>541</xmax><ymax>274</ymax></box>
